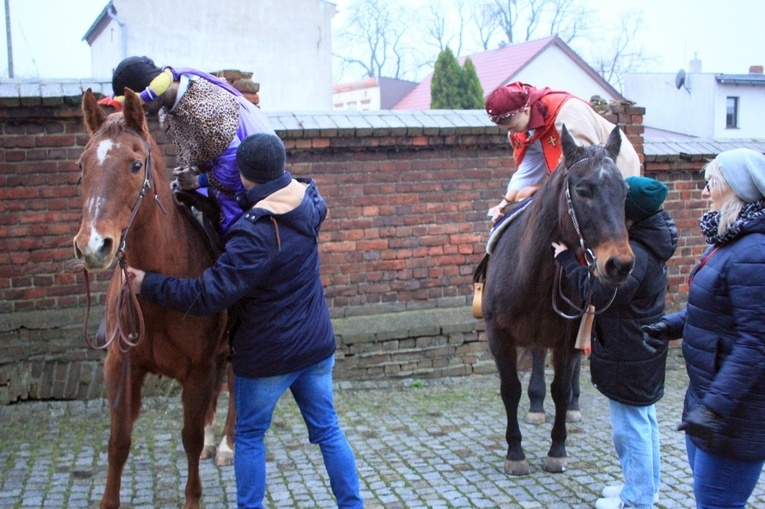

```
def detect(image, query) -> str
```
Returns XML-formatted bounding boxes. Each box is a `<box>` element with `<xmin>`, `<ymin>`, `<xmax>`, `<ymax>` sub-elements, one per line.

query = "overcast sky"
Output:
<box><xmin>1</xmin><ymin>0</ymin><xmax>762</xmax><ymax>80</ymax></box>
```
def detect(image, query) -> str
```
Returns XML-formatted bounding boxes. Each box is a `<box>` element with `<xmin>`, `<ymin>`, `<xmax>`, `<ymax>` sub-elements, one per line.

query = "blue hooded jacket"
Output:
<box><xmin>141</xmin><ymin>173</ymin><xmax>336</xmax><ymax>378</ymax></box>
<box><xmin>665</xmin><ymin>213</ymin><xmax>765</xmax><ymax>461</ymax></box>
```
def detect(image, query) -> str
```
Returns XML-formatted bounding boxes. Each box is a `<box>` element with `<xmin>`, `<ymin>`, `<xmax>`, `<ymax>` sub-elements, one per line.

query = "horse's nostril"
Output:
<box><xmin>98</xmin><ymin>238</ymin><xmax>114</xmax><ymax>259</ymax></box>
<box><xmin>73</xmin><ymin>240</ymin><xmax>83</xmax><ymax>260</ymax></box>
<box><xmin>605</xmin><ymin>257</ymin><xmax>634</xmax><ymax>281</ymax></box>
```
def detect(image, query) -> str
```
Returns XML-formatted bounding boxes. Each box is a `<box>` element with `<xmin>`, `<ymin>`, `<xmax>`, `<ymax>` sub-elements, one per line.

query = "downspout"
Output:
<box><xmin>106</xmin><ymin>2</ymin><xmax>127</xmax><ymax>60</ymax></box>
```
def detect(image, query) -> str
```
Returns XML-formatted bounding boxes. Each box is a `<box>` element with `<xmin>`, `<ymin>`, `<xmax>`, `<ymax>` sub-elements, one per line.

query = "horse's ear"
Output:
<box><xmin>81</xmin><ymin>88</ymin><xmax>107</xmax><ymax>135</ymax></box>
<box><xmin>122</xmin><ymin>88</ymin><xmax>149</xmax><ymax>137</ymax></box>
<box><xmin>605</xmin><ymin>125</ymin><xmax>622</xmax><ymax>160</ymax></box>
<box><xmin>561</xmin><ymin>124</ymin><xmax>580</xmax><ymax>166</ymax></box>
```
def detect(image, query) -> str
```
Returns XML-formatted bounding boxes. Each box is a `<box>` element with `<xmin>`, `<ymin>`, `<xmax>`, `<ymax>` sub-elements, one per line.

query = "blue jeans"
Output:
<box><xmin>609</xmin><ymin>400</ymin><xmax>660</xmax><ymax>508</ymax></box>
<box><xmin>233</xmin><ymin>356</ymin><xmax>363</xmax><ymax>509</ymax></box>
<box><xmin>686</xmin><ymin>435</ymin><xmax>764</xmax><ymax>509</ymax></box>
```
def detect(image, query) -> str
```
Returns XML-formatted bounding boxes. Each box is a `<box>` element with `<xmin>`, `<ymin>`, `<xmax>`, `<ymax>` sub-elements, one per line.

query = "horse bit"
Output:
<box><xmin>82</xmin><ymin>128</ymin><xmax>167</xmax><ymax>353</ymax></box>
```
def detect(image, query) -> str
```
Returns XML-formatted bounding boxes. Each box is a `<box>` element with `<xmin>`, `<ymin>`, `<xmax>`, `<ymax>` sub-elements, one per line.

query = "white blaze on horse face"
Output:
<box><xmin>96</xmin><ymin>139</ymin><xmax>117</xmax><ymax>165</ymax></box>
<box><xmin>84</xmin><ymin>224</ymin><xmax>107</xmax><ymax>256</ymax></box>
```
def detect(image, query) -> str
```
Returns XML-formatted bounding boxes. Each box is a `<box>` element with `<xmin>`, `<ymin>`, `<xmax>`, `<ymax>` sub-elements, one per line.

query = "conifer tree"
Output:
<box><xmin>460</xmin><ymin>58</ymin><xmax>485</xmax><ymax>109</ymax></box>
<box><xmin>431</xmin><ymin>49</ymin><xmax>485</xmax><ymax>110</ymax></box>
<box><xmin>430</xmin><ymin>47</ymin><xmax>463</xmax><ymax>109</ymax></box>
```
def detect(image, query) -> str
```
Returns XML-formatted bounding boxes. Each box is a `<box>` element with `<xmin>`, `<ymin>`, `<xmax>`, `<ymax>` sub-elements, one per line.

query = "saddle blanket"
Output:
<box><xmin>486</xmin><ymin>198</ymin><xmax>532</xmax><ymax>254</ymax></box>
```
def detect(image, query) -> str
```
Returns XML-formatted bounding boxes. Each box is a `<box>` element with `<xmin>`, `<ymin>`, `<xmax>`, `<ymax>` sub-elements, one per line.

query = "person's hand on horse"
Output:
<box><xmin>678</xmin><ymin>405</ymin><xmax>724</xmax><ymax>447</ymax></box>
<box><xmin>125</xmin><ymin>266</ymin><xmax>146</xmax><ymax>294</ymax></box>
<box><xmin>551</xmin><ymin>241</ymin><xmax>569</xmax><ymax>258</ymax></box>
<box><xmin>172</xmin><ymin>165</ymin><xmax>201</xmax><ymax>191</ymax></box>
<box><xmin>488</xmin><ymin>203</ymin><xmax>506</xmax><ymax>224</ymax></box>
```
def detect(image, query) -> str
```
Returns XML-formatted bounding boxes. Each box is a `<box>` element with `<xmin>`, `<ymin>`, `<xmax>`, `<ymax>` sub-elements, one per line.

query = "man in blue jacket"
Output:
<box><xmin>127</xmin><ymin>133</ymin><xmax>363</xmax><ymax>509</ymax></box>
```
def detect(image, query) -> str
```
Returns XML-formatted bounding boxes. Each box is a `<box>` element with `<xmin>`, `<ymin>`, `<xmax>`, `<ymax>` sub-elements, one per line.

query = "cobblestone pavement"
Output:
<box><xmin>1</xmin><ymin>365</ymin><xmax>764</xmax><ymax>509</ymax></box>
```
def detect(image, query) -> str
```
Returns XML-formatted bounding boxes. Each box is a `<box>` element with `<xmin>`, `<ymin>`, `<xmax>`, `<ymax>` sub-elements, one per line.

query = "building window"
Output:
<box><xmin>726</xmin><ymin>97</ymin><xmax>739</xmax><ymax>128</ymax></box>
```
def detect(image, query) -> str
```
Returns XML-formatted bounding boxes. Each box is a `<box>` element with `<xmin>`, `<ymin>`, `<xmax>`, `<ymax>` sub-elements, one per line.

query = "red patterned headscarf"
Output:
<box><xmin>485</xmin><ymin>82</ymin><xmax>561</xmax><ymax>130</ymax></box>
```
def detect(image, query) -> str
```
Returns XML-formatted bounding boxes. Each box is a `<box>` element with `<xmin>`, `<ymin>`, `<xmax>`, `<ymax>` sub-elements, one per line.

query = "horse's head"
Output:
<box><xmin>73</xmin><ymin>88</ymin><xmax>157</xmax><ymax>271</ymax></box>
<box><xmin>557</xmin><ymin>124</ymin><xmax>634</xmax><ymax>287</ymax></box>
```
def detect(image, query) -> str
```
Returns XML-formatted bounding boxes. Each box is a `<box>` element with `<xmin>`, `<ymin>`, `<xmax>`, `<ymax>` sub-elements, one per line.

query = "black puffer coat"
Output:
<box><xmin>557</xmin><ymin>209</ymin><xmax>677</xmax><ymax>405</ymax></box>
<box><xmin>665</xmin><ymin>213</ymin><xmax>765</xmax><ymax>462</ymax></box>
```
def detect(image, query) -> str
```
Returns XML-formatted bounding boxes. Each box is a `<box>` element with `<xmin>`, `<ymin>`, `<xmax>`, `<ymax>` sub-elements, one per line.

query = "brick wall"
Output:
<box><xmin>0</xmin><ymin>91</ymin><xmax>706</xmax><ymax>403</ymax></box>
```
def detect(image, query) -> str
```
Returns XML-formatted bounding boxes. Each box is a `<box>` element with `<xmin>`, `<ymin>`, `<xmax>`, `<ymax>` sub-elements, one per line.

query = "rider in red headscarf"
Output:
<box><xmin>485</xmin><ymin>82</ymin><xmax>640</xmax><ymax>223</ymax></box>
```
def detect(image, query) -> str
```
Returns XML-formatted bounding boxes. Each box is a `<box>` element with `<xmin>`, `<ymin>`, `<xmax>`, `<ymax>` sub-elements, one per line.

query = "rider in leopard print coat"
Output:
<box><xmin>110</xmin><ymin>56</ymin><xmax>275</xmax><ymax>233</ymax></box>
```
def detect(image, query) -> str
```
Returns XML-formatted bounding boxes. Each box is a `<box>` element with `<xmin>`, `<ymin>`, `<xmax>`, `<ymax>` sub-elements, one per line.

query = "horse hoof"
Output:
<box><xmin>524</xmin><ymin>412</ymin><xmax>546</xmax><ymax>425</ymax></box>
<box><xmin>566</xmin><ymin>410</ymin><xmax>582</xmax><ymax>423</ymax></box>
<box><xmin>215</xmin><ymin>449</ymin><xmax>234</xmax><ymax>466</ymax></box>
<box><xmin>542</xmin><ymin>456</ymin><xmax>567</xmax><ymax>473</ymax></box>
<box><xmin>200</xmin><ymin>445</ymin><xmax>216</xmax><ymax>460</ymax></box>
<box><xmin>504</xmin><ymin>459</ymin><xmax>531</xmax><ymax>476</ymax></box>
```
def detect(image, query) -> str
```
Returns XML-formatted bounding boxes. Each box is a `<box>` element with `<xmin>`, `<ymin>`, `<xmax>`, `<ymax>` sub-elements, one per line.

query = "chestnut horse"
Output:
<box><xmin>75</xmin><ymin>88</ymin><xmax>233</xmax><ymax>509</ymax></box>
<box><xmin>483</xmin><ymin>125</ymin><xmax>635</xmax><ymax>475</ymax></box>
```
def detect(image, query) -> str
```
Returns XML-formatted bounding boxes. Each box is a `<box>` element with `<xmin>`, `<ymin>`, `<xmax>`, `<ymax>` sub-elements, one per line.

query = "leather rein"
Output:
<box><xmin>82</xmin><ymin>128</ymin><xmax>167</xmax><ymax>353</ymax></box>
<box><xmin>552</xmin><ymin>163</ymin><xmax>618</xmax><ymax>320</ymax></box>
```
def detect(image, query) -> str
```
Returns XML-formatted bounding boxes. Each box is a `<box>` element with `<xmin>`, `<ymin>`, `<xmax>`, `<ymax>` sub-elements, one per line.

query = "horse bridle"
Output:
<box><xmin>551</xmin><ymin>167</ymin><xmax>618</xmax><ymax>320</ymax></box>
<box><xmin>82</xmin><ymin>128</ymin><xmax>167</xmax><ymax>353</ymax></box>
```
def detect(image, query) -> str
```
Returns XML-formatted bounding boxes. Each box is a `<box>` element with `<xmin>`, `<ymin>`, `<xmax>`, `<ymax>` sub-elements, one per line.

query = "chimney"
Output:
<box><xmin>749</xmin><ymin>65</ymin><xmax>764</xmax><ymax>74</ymax></box>
<box><xmin>688</xmin><ymin>52</ymin><xmax>702</xmax><ymax>73</ymax></box>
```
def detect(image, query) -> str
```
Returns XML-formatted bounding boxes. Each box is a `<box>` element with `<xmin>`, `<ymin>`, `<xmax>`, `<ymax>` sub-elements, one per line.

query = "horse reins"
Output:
<box><xmin>551</xmin><ymin>170</ymin><xmax>618</xmax><ymax>320</ymax></box>
<box><xmin>82</xmin><ymin>128</ymin><xmax>166</xmax><ymax>354</ymax></box>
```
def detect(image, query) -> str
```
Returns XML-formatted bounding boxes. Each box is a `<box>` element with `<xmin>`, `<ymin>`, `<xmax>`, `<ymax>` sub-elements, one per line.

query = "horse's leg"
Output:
<box><xmin>525</xmin><ymin>346</ymin><xmax>547</xmax><ymax>425</ymax></box>
<box><xmin>544</xmin><ymin>347</ymin><xmax>581</xmax><ymax>473</ymax></box>
<box><xmin>101</xmin><ymin>353</ymin><xmax>146</xmax><ymax>509</ymax></box>
<box><xmin>491</xmin><ymin>336</ymin><xmax>529</xmax><ymax>475</ymax></box>
<box><xmin>201</xmin><ymin>353</ymin><xmax>228</xmax><ymax>461</ymax></box>
<box><xmin>566</xmin><ymin>354</ymin><xmax>583</xmax><ymax>423</ymax></box>
<box><xmin>180</xmin><ymin>370</ymin><xmax>219</xmax><ymax>509</ymax></box>
<box><xmin>216</xmin><ymin>361</ymin><xmax>236</xmax><ymax>467</ymax></box>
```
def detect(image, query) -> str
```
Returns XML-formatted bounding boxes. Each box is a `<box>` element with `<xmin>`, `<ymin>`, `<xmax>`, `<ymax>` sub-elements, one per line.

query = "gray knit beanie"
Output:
<box><xmin>236</xmin><ymin>133</ymin><xmax>286</xmax><ymax>184</ymax></box>
<box><xmin>716</xmin><ymin>148</ymin><xmax>765</xmax><ymax>203</ymax></box>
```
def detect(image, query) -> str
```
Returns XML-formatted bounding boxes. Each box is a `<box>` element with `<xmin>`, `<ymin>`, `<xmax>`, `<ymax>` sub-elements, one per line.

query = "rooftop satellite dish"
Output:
<box><xmin>675</xmin><ymin>69</ymin><xmax>690</xmax><ymax>93</ymax></box>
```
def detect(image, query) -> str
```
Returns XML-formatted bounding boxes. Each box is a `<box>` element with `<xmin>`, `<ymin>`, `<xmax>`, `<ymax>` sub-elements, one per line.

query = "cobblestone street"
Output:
<box><xmin>1</xmin><ymin>365</ymin><xmax>764</xmax><ymax>508</ymax></box>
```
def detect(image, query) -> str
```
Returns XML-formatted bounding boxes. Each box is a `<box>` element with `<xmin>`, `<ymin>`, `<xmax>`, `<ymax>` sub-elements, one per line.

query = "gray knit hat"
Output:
<box><xmin>716</xmin><ymin>148</ymin><xmax>765</xmax><ymax>203</ymax></box>
<box><xmin>236</xmin><ymin>133</ymin><xmax>286</xmax><ymax>184</ymax></box>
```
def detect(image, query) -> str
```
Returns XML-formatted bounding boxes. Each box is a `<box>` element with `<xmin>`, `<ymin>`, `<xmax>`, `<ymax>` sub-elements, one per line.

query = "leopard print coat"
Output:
<box><xmin>168</xmin><ymin>78</ymin><xmax>240</xmax><ymax>168</ymax></box>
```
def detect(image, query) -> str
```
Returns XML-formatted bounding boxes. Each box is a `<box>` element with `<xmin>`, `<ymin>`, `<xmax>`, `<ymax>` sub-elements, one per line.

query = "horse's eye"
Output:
<box><xmin>575</xmin><ymin>186</ymin><xmax>593</xmax><ymax>199</ymax></box>
<box><xmin>131</xmin><ymin>161</ymin><xmax>142</xmax><ymax>174</ymax></box>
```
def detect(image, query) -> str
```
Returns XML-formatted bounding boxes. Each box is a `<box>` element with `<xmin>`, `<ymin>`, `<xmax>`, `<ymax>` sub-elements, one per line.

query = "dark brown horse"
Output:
<box><xmin>483</xmin><ymin>125</ymin><xmax>634</xmax><ymax>475</ymax></box>
<box><xmin>75</xmin><ymin>88</ymin><xmax>233</xmax><ymax>509</ymax></box>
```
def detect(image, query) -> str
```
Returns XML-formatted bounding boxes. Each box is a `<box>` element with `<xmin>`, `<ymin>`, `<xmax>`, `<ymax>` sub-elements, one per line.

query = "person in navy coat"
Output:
<box><xmin>644</xmin><ymin>148</ymin><xmax>765</xmax><ymax>509</ymax></box>
<box><xmin>127</xmin><ymin>133</ymin><xmax>363</xmax><ymax>509</ymax></box>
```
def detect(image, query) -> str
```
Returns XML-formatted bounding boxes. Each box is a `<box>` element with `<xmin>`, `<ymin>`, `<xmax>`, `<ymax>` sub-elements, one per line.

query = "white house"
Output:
<box><xmin>83</xmin><ymin>0</ymin><xmax>336</xmax><ymax>111</ymax></box>
<box><xmin>333</xmin><ymin>77</ymin><xmax>418</xmax><ymax>111</ymax></box>
<box><xmin>625</xmin><ymin>62</ymin><xmax>765</xmax><ymax>139</ymax></box>
<box><xmin>392</xmin><ymin>36</ymin><xmax>626</xmax><ymax>111</ymax></box>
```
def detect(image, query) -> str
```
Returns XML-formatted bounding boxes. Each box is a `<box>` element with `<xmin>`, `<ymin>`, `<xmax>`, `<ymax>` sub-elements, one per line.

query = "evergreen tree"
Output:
<box><xmin>431</xmin><ymin>48</ymin><xmax>485</xmax><ymax>110</ymax></box>
<box><xmin>460</xmin><ymin>58</ymin><xmax>485</xmax><ymax>109</ymax></box>
<box><xmin>430</xmin><ymin>47</ymin><xmax>463</xmax><ymax>109</ymax></box>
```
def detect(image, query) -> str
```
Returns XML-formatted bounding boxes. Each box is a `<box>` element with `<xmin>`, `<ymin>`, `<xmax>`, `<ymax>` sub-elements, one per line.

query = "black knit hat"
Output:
<box><xmin>112</xmin><ymin>56</ymin><xmax>163</xmax><ymax>96</ymax></box>
<box><xmin>236</xmin><ymin>133</ymin><xmax>286</xmax><ymax>184</ymax></box>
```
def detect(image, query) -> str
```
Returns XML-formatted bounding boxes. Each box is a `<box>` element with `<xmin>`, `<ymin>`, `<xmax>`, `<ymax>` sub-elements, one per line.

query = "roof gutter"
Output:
<box><xmin>106</xmin><ymin>3</ymin><xmax>127</xmax><ymax>60</ymax></box>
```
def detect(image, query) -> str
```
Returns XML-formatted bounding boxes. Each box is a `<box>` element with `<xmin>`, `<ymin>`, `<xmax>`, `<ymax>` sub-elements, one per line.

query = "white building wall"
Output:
<box><xmin>625</xmin><ymin>72</ymin><xmax>765</xmax><ymax>138</ymax></box>
<box><xmin>517</xmin><ymin>47</ymin><xmax>622</xmax><ymax>102</ymax></box>
<box><xmin>90</xmin><ymin>0</ymin><xmax>336</xmax><ymax>111</ymax></box>
<box><xmin>714</xmin><ymin>83</ymin><xmax>765</xmax><ymax>138</ymax></box>
<box><xmin>333</xmin><ymin>86</ymin><xmax>381</xmax><ymax>111</ymax></box>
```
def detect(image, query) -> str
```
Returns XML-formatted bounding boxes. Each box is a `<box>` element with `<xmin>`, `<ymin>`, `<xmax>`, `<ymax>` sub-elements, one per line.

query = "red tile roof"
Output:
<box><xmin>393</xmin><ymin>36</ymin><xmax>558</xmax><ymax>110</ymax></box>
<box><xmin>393</xmin><ymin>35</ymin><xmax>622</xmax><ymax>110</ymax></box>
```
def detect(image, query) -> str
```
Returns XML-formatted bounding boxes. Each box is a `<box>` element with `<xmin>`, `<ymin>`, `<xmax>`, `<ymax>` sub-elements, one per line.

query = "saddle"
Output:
<box><xmin>472</xmin><ymin>199</ymin><xmax>532</xmax><ymax>319</ymax></box>
<box><xmin>173</xmin><ymin>189</ymin><xmax>224</xmax><ymax>259</ymax></box>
